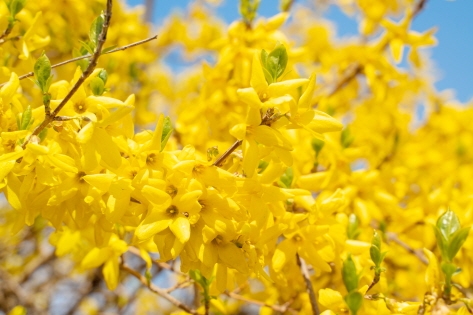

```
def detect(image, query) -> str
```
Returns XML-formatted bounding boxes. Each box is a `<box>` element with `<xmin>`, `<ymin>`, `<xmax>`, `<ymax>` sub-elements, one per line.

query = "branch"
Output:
<box><xmin>386</xmin><ymin>232</ymin><xmax>428</xmax><ymax>265</ymax></box>
<box><xmin>0</xmin><ymin>35</ymin><xmax>158</xmax><ymax>88</ymax></box>
<box><xmin>296</xmin><ymin>254</ymin><xmax>320</xmax><ymax>315</ymax></box>
<box><xmin>21</xmin><ymin>0</ymin><xmax>114</xmax><ymax>148</ymax></box>
<box><xmin>121</xmin><ymin>264</ymin><xmax>199</xmax><ymax>315</ymax></box>
<box><xmin>225</xmin><ymin>291</ymin><xmax>294</xmax><ymax>313</ymax></box>
<box><xmin>127</xmin><ymin>246</ymin><xmax>187</xmax><ymax>276</ymax></box>
<box><xmin>213</xmin><ymin>140</ymin><xmax>242</xmax><ymax>167</ymax></box>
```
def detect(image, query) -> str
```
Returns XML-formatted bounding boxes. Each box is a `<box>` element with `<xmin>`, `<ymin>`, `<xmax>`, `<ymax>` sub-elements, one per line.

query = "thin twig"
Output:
<box><xmin>22</xmin><ymin>0</ymin><xmax>113</xmax><ymax>148</ymax></box>
<box><xmin>225</xmin><ymin>291</ymin><xmax>294</xmax><ymax>313</ymax></box>
<box><xmin>127</xmin><ymin>246</ymin><xmax>187</xmax><ymax>276</ymax></box>
<box><xmin>296</xmin><ymin>254</ymin><xmax>320</xmax><ymax>315</ymax></box>
<box><xmin>0</xmin><ymin>35</ymin><xmax>21</xmax><ymax>45</ymax></box>
<box><xmin>0</xmin><ymin>34</ymin><xmax>158</xmax><ymax>87</ymax></box>
<box><xmin>121</xmin><ymin>264</ymin><xmax>199</xmax><ymax>315</ymax></box>
<box><xmin>386</xmin><ymin>232</ymin><xmax>428</xmax><ymax>265</ymax></box>
<box><xmin>213</xmin><ymin>140</ymin><xmax>242</xmax><ymax>167</ymax></box>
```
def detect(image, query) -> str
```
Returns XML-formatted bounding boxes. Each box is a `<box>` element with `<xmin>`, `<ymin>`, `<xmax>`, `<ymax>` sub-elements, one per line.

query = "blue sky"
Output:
<box><xmin>127</xmin><ymin>0</ymin><xmax>473</xmax><ymax>103</ymax></box>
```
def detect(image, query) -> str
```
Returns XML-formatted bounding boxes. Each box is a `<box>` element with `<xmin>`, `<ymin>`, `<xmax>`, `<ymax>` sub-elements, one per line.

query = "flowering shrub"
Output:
<box><xmin>0</xmin><ymin>0</ymin><xmax>472</xmax><ymax>314</ymax></box>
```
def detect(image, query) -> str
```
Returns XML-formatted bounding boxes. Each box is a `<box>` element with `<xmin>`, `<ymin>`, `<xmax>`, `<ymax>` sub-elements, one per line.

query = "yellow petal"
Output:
<box><xmin>141</xmin><ymin>185</ymin><xmax>171</xmax><ymax>205</ymax></box>
<box><xmin>390</xmin><ymin>38</ymin><xmax>404</xmax><ymax>63</ymax></box>
<box><xmin>272</xmin><ymin>239</ymin><xmax>296</xmax><ymax>272</ymax></box>
<box><xmin>237</xmin><ymin>87</ymin><xmax>262</xmax><ymax>110</ymax></box>
<box><xmin>307</xmin><ymin>110</ymin><xmax>343</xmax><ymax>133</ymax></box>
<box><xmin>103</xmin><ymin>258</ymin><xmax>119</xmax><ymax>290</ymax></box>
<box><xmin>250</xmin><ymin>52</ymin><xmax>268</xmax><ymax>92</ymax></box>
<box><xmin>170</xmin><ymin>216</ymin><xmax>191</xmax><ymax>243</ymax></box>
<box><xmin>267</xmin><ymin>78</ymin><xmax>308</xmax><ymax>96</ymax></box>
<box><xmin>299</xmin><ymin>73</ymin><xmax>316</xmax><ymax>109</ymax></box>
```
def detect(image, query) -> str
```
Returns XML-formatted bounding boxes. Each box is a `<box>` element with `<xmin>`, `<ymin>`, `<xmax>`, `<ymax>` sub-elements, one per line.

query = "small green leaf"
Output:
<box><xmin>34</xmin><ymin>53</ymin><xmax>52</xmax><ymax>94</ymax></box>
<box><xmin>260</xmin><ymin>49</ymin><xmax>274</xmax><ymax>84</ymax></box>
<box><xmin>267</xmin><ymin>42</ymin><xmax>288</xmax><ymax>80</ymax></box>
<box><xmin>341</xmin><ymin>127</ymin><xmax>354</xmax><ymax>148</ymax></box>
<box><xmin>101</xmin><ymin>45</ymin><xmax>117</xmax><ymax>54</ymax></box>
<box><xmin>345</xmin><ymin>291</ymin><xmax>363</xmax><ymax>315</ymax></box>
<box><xmin>437</xmin><ymin>209</ymin><xmax>461</xmax><ymax>241</ymax></box>
<box><xmin>6</xmin><ymin>0</ymin><xmax>26</xmax><ymax>17</ymax></box>
<box><xmin>347</xmin><ymin>214</ymin><xmax>360</xmax><ymax>240</ymax></box>
<box><xmin>79</xmin><ymin>39</ymin><xmax>95</xmax><ymax>55</ymax></box>
<box><xmin>207</xmin><ymin>146</ymin><xmax>219</xmax><ymax>161</ymax></box>
<box><xmin>38</xmin><ymin>128</ymin><xmax>47</xmax><ymax>142</ymax></box>
<box><xmin>447</xmin><ymin>226</ymin><xmax>470</xmax><ymax>261</ymax></box>
<box><xmin>20</xmin><ymin>105</ymin><xmax>32</xmax><ymax>130</ymax></box>
<box><xmin>278</xmin><ymin>167</ymin><xmax>293</xmax><ymax>188</ymax></box>
<box><xmin>258</xmin><ymin>160</ymin><xmax>269</xmax><ymax>173</ymax></box>
<box><xmin>98</xmin><ymin>69</ymin><xmax>108</xmax><ymax>84</ymax></box>
<box><xmin>311</xmin><ymin>138</ymin><xmax>325</xmax><ymax>156</ymax></box>
<box><xmin>441</xmin><ymin>262</ymin><xmax>459</xmax><ymax>279</ymax></box>
<box><xmin>434</xmin><ymin>226</ymin><xmax>449</xmax><ymax>262</ymax></box>
<box><xmin>89</xmin><ymin>77</ymin><xmax>105</xmax><ymax>96</ymax></box>
<box><xmin>370</xmin><ymin>245</ymin><xmax>381</xmax><ymax>267</ymax></box>
<box><xmin>239</xmin><ymin>0</ymin><xmax>260</xmax><ymax>26</ymax></box>
<box><xmin>160</xmin><ymin>117</ymin><xmax>173</xmax><ymax>151</ymax></box>
<box><xmin>89</xmin><ymin>12</ymin><xmax>105</xmax><ymax>47</ymax></box>
<box><xmin>342</xmin><ymin>254</ymin><xmax>359</xmax><ymax>293</ymax></box>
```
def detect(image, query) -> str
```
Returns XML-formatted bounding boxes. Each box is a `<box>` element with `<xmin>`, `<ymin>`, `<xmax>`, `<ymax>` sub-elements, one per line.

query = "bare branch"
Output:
<box><xmin>386</xmin><ymin>232</ymin><xmax>428</xmax><ymax>265</ymax></box>
<box><xmin>213</xmin><ymin>140</ymin><xmax>242</xmax><ymax>167</ymax></box>
<box><xmin>121</xmin><ymin>264</ymin><xmax>199</xmax><ymax>315</ymax></box>
<box><xmin>0</xmin><ymin>35</ymin><xmax>158</xmax><ymax>87</ymax></box>
<box><xmin>21</xmin><ymin>0</ymin><xmax>114</xmax><ymax>148</ymax></box>
<box><xmin>225</xmin><ymin>290</ymin><xmax>295</xmax><ymax>313</ymax></box>
<box><xmin>296</xmin><ymin>254</ymin><xmax>320</xmax><ymax>315</ymax></box>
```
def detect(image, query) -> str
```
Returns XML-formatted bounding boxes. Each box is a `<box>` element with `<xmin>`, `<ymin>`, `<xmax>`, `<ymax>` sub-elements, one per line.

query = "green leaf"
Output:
<box><xmin>342</xmin><ymin>254</ymin><xmax>358</xmax><ymax>293</ymax></box>
<box><xmin>6</xmin><ymin>0</ymin><xmax>26</xmax><ymax>17</ymax></box>
<box><xmin>33</xmin><ymin>53</ymin><xmax>52</xmax><ymax>94</ymax></box>
<box><xmin>278</xmin><ymin>167</ymin><xmax>293</xmax><ymax>188</ymax></box>
<box><xmin>267</xmin><ymin>42</ymin><xmax>288</xmax><ymax>80</ymax></box>
<box><xmin>239</xmin><ymin>0</ymin><xmax>260</xmax><ymax>26</ymax></box>
<box><xmin>89</xmin><ymin>12</ymin><xmax>105</xmax><ymax>47</ymax></box>
<box><xmin>370</xmin><ymin>230</ymin><xmax>383</xmax><ymax>266</ymax></box>
<box><xmin>38</xmin><ymin>128</ymin><xmax>47</xmax><ymax>142</ymax></box>
<box><xmin>260</xmin><ymin>49</ymin><xmax>273</xmax><ymax>84</ymax></box>
<box><xmin>160</xmin><ymin>117</ymin><xmax>173</xmax><ymax>151</ymax></box>
<box><xmin>20</xmin><ymin>105</ymin><xmax>32</xmax><ymax>130</ymax></box>
<box><xmin>258</xmin><ymin>160</ymin><xmax>269</xmax><ymax>173</ymax></box>
<box><xmin>98</xmin><ymin>69</ymin><xmax>108</xmax><ymax>84</ymax></box>
<box><xmin>89</xmin><ymin>77</ymin><xmax>105</xmax><ymax>96</ymax></box>
<box><xmin>441</xmin><ymin>262</ymin><xmax>459</xmax><ymax>279</ymax></box>
<box><xmin>436</xmin><ymin>209</ymin><xmax>461</xmax><ymax>241</ymax></box>
<box><xmin>434</xmin><ymin>226</ymin><xmax>449</xmax><ymax>262</ymax></box>
<box><xmin>341</xmin><ymin>127</ymin><xmax>354</xmax><ymax>148</ymax></box>
<box><xmin>345</xmin><ymin>291</ymin><xmax>363</xmax><ymax>315</ymax></box>
<box><xmin>101</xmin><ymin>45</ymin><xmax>117</xmax><ymax>54</ymax></box>
<box><xmin>447</xmin><ymin>226</ymin><xmax>470</xmax><ymax>261</ymax></box>
<box><xmin>311</xmin><ymin>138</ymin><xmax>325</xmax><ymax>156</ymax></box>
<box><xmin>346</xmin><ymin>214</ymin><xmax>360</xmax><ymax>240</ymax></box>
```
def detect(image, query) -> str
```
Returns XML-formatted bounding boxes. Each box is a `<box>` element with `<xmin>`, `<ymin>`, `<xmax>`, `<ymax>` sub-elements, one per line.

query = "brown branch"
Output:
<box><xmin>316</xmin><ymin>0</ymin><xmax>429</xmax><ymax>103</ymax></box>
<box><xmin>0</xmin><ymin>22</ymin><xmax>14</xmax><ymax>42</ymax></box>
<box><xmin>0</xmin><ymin>34</ymin><xmax>158</xmax><ymax>87</ymax></box>
<box><xmin>386</xmin><ymin>232</ymin><xmax>428</xmax><ymax>265</ymax></box>
<box><xmin>18</xmin><ymin>251</ymin><xmax>55</xmax><ymax>284</ymax></box>
<box><xmin>296</xmin><ymin>253</ymin><xmax>320</xmax><ymax>315</ymax></box>
<box><xmin>21</xmin><ymin>0</ymin><xmax>113</xmax><ymax>148</ymax></box>
<box><xmin>225</xmin><ymin>291</ymin><xmax>294</xmax><ymax>313</ymax></box>
<box><xmin>0</xmin><ymin>35</ymin><xmax>21</xmax><ymax>45</ymax></box>
<box><xmin>213</xmin><ymin>140</ymin><xmax>242</xmax><ymax>167</ymax></box>
<box><xmin>127</xmin><ymin>246</ymin><xmax>187</xmax><ymax>276</ymax></box>
<box><xmin>121</xmin><ymin>264</ymin><xmax>199</xmax><ymax>314</ymax></box>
